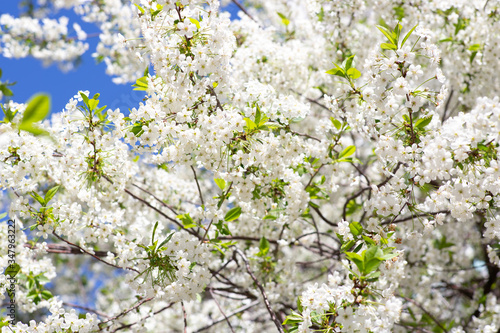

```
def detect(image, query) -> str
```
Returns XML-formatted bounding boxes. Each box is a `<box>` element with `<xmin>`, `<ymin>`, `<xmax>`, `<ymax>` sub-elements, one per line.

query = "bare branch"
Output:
<box><xmin>234</xmin><ymin>248</ymin><xmax>285</xmax><ymax>333</ymax></box>
<box><xmin>191</xmin><ymin>165</ymin><xmax>205</xmax><ymax>208</ymax></box>
<box><xmin>194</xmin><ymin>300</ymin><xmax>259</xmax><ymax>332</ymax></box>
<box><xmin>52</xmin><ymin>232</ymin><xmax>139</xmax><ymax>273</ymax></box>
<box><xmin>209</xmin><ymin>288</ymin><xmax>236</xmax><ymax>333</ymax></box>
<box><xmin>231</xmin><ymin>0</ymin><xmax>258</xmax><ymax>23</ymax></box>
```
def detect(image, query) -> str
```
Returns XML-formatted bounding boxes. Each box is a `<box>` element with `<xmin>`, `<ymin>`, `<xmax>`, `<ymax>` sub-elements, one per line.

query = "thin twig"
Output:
<box><xmin>304</xmin><ymin>164</ymin><xmax>325</xmax><ymax>190</ymax></box>
<box><xmin>103</xmin><ymin>175</ymin><xmax>198</xmax><ymax>238</ymax></box>
<box><xmin>234</xmin><ymin>248</ymin><xmax>285</xmax><ymax>333</ymax></box>
<box><xmin>191</xmin><ymin>165</ymin><xmax>205</xmax><ymax>207</ymax></box>
<box><xmin>25</xmin><ymin>243</ymin><xmax>112</xmax><ymax>257</ymax></box>
<box><xmin>63</xmin><ymin>302</ymin><xmax>111</xmax><ymax>319</ymax></box>
<box><xmin>99</xmin><ymin>297</ymin><xmax>154</xmax><ymax>328</ymax></box>
<box><xmin>231</xmin><ymin>0</ymin><xmax>258</xmax><ymax>23</ymax></box>
<box><xmin>194</xmin><ymin>301</ymin><xmax>259</xmax><ymax>332</ymax></box>
<box><xmin>309</xmin><ymin>204</ymin><xmax>337</xmax><ymax>227</ymax></box>
<box><xmin>290</xmin><ymin>88</ymin><xmax>330</xmax><ymax>111</ymax></box>
<box><xmin>441</xmin><ymin>89</ymin><xmax>454</xmax><ymax>122</ymax></box>
<box><xmin>111</xmin><ymin>303</ymin><xmax>174</xmax><ymax>332</ymax></box>
<box><xmin>181</xmin><ymin>301</ymin><xmax>188</xmax><ymax>333</ymax></box>
<box><xmin>402</xmin><ymin>296</ymin><xmax>449</xmax><ymax>333</ymax></box>
<box><xmin>132</xmin><ymin>183</ymin><xmax>178</xmax><ymax>215</ymax></box>
<box><xmin>290</xmin><ymin>130</ymin><xmax>321</xmax><ymax>142</ymax></box>
<box><xmin>52</xmin><ymin>232</ymin><xmax>138</xmax><ymax>273</ymax></box>
<box><xmin>209</xmin><ymin>288</ymin><xmax>236</xmax><ymax>333</ymax></box>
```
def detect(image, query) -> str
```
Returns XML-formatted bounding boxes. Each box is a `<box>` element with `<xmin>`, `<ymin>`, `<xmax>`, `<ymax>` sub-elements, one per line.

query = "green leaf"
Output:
<box><xmin>401</xmin><ymin>24</ymin><xmax>418</xmax><ymax>47</ymax></box>
<box><xmin>134</xmin><ymin>3</ymin><xmax>145</xmax><ymax>14</ymax></box>
<box><xmin>340</xmin><ymin>239</ymin><xmax>355</xmax><ymax>252</ymax></box>
<box><xmin>415</xmin><ymin>115</ymin><xmax>433</xmax><ymax>130</ymax></box>
<box><xmin>363</xmin><ymin>245</ymin><xmax>384</xmax><ymax>274</ymax></box>
<box><xmin>283</xmin><ymin>311</ymin><xmax>303</xmax><ymax>325</ymax></box>
<box><xmin>80</xmin><ymin>92</ymin><xmax>90</xmax><ymax>108</ymax></box>
<box><xmin>0</xmin><ymin>212</ymin><xmax>6</xmax><ymax>220</ymax></box>
<box><xmin>133</xmin><ymin>77</ymin><xmax>148</xmax><ymax>91</ymax></box>
<box><xmin>22</xmin><ymin>94</ymin><xmax>50</xmax><ymax>125</ymax></box>
<box><xmin>5</xmin><ymin>263</ymin><xmax>20</xmax><ymax>277</ymax></box>
<box><xmin>188</xmin><ymin>17</ymin><xmax>201</xmax><ymax>29</ymax></box>
<box><xmin>41</xmin><ymin>290</ymin><xmax>53</xmax><ymax>300</ymax></box>
<box><xmin>346</xmin><ymin>67</ymin><xmax>361</xmax><ymax>80</ymax></box>
<box><xmin>244</xmin><ymin>117</ymin><xmax>257</xmax><ymax>131</ymax></box>
<box><xmin>224</xmin><ymin>207</ymin><xmax>241</xmax><ymax>222</ymax></box>
<box><xmin>331</xmin><ymin>117</ymin><xmax>342</xmax><ymax>130</ymax></box>
<box><xmin>88</xmin><ymin>98</ymin><xmax>99</xmax><ymax>111</ymax></box>
<box><xmin>339</xmin><ymin>145</ymin><xmax>356</xmax><ymax>159</ymax></box>
<box><xmin>151</xmin><ymin>221</ymin><xmax>159</xmax><ymax>243</ymax></box>
<box><xmin>1</xmin><ymin>104</ymin><xmax>16</xmax><ymax>123</ymax></box>
<box><xmin>468</xmin><ymin>43</ymin><xmax>481</xmax><ymax>52</ymax></box>
<box><xmin>259</xmin><ymin>237</ymin><xmax>270</xmax><ymax>256</ymax></box>
<box><xmin>158</xmin><ymin>232</ymin><xmax>175</xmax><ymax>249</ymax></box>
<box><xmin>381</xmin><ymin>42</ymin><xmax>397</xmax><ymax>50</ymax></box>
<box><xmin>177</xmin><ymin>213</ymin><xmax>197</xmax><ymax>229</ymax></box>
<box><xmin>214</xmin><ymin>178</ymin><xmax>226</xmax><ymax>190</ymax></box>
<box><xmin>255</xmin><ymin>104</ymin><xmax>262</xmax><ymax>126</ymax></box>
<box><xmin>277</xmin><ymin>12</ymin><xmax>290</xmax><ymax>26</ymax></box>
<box><xmin>18</xmin><ymin>123</ymin><xmax>50</xmax><ymax>136</ymax></box>
<box><xmin>376</xmin><ymin>25</ymin><xmax>397</xmax><ymax>45</ymax></box>
<box><xmin>349</xmin><ymin>221</ymin><xmax>363</xmax><ymax>237</ymax></box>
<box><xmin>362</xmin><ymin>235</ymin><xmax>377</xmax><ymax>246</ymax></box>
<box><xmin>326</xmin><ymin>63</ymin><xmax>346</xmax><ymax>78</ymax></box>
<box><xmin>364</xmin><ymin>258</ymin><xmax>383</xmax><ymax>274</ymax></box>
<box><xmin>345</xmin><ymin>55</ymin><xmax>355</xmax><ymax>70</ymax></box>
<box><xmin>345</xmin><ymin>251</ymin><xmax>364</xmax><ymax>273</ymax></box>
<box><xmin>30</xmin><ymin>192</ymin><xmax>45</xmax><ymax>206</ymax></box>
<box><xmin>44</xmin><ymin>185</ymin><xmax>60</xmax><ymax>204</ymax></box>
<box><xmin>131</xmin><ymin>123</ymin><xmax>143</xmax><ymax>137</ymax></box>
<box><xmin>394</xmin><ymin>22</ymin><xmax>402</xmax><ymax>42</ymax></box>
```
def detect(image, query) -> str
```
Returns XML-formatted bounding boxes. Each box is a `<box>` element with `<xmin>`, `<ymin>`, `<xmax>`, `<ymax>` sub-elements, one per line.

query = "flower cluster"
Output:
<box><xmin>2</xmin><ymin>0</ymin><xmax>500</xmax><ymax>332</ymax></box>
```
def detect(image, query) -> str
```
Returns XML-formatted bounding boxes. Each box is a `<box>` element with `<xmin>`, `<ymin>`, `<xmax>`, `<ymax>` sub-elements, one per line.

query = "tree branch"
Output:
<box><xmin>234</xmin><ymin>248</ymin><xmax>285</xmax><ymax>333</ymax></box>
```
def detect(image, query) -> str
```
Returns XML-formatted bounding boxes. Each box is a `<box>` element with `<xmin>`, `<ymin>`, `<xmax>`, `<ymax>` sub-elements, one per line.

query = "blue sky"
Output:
<box><xmin>0</xmin><ymin>1</ymin><xmax>240</xmax><ymax>114</ymax></box>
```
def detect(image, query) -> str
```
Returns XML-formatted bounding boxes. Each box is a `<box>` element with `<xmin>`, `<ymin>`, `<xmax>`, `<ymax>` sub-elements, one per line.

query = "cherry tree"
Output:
<box><xmin>1</xmin><ymin>0</ymin><xmax>500</xmax><ymax>332</ymax></box>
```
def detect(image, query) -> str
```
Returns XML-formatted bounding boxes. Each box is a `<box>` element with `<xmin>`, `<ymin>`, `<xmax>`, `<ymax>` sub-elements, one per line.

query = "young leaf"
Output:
<box><xmin>381</xmin><ymin>43</ymin><xmax>397</xmax><ymax>50</ymax></box>
<box><xmin>44</xmin><ymin>185</ymin><xmax>60</xmax><ymax>204</ymax></box>
<box><xmin>415</xmin><ymin>115</ymin><xmax>433</xmax><ymax>130</ymax></box>
<box><xmin>277</xmin><ymin>12</ymin><xmax>290</xmax><ymax>26</ymax></box>
<box><xmin>345</xmin><ymin>55</ymin><xmax>355</xmax><ymax>70</ymax></box>
<box><xmin>151</xmin><ymin>221</ymin><xmax>159</xmax><ymax>244</ymax></box>
<box><xmin>259</xmin><ymin>237</ymin><xmax>270</xmax><ymax>256</ymax></box>
<box><xmin>339</xmin><ymin>145</ymin><xmax>356</xmax><ymax>159</ymax></box>
<box><xmin>244</xmin><ymin>117</ymin><xmax>257</xmax><ymax>131</ymax></box>
<box><xmin>157</xmin><ymin>232</ymin><xmax>175</xmax><ymax>249</ymax></box>
<box><xmin>133</xmin><ymin>77</ymin><xmax>148</xmax><ymax>91</ymax></box>
<box><xmin>22</xmin><ymin>94</ymin><xmax>50</xmax><ymax>125</ymax></box>
<box><xmin>347</xmin><ymin>67</ymin><xmax>361</xmax><ymax>80</ymax></box>
<box><xmin>345</xmin><ymin>251</ymin><xmax>364</xmax><ymax>273</ymax></box>
<box><xmin>177</xmin><ymin>213</ymin><xmax>197</xmax><ymax>229</ymax></box>
<box><xmin>30</xmin><ymin>192</ymin><xmax>45</xmax><ymax>206</ymax></box>
<box><xmin>376</xmin><ymin>25</ymin><xmax>396</xmax><ymax>45</ymax></box>
<box><xmin>224</xmin><ymin>207</ymin><xmax>241</xmax><ymax>222</ymax></box>
<box><xmin>330</xmin><ymin>117</ymin><xmax>342</xmax><ymax>130</ymax></box>
<box><xmin>326</xmin><ymin>63</ymin><xmax>346</xmax><ymax>78</ymax></box>
<box><xmin>18</xmin><ymin>123</ymin><xmax>50</xmax><ymax>136</ymax></box>
<box><xmin>188</xmin><ymin>17</ymin><xmax>201</xmax><ymax>29</ymax></box>
<box><xmin>401</xmin><ymin>24</ymin><xmax>418</xmax><ymax>47</ymax></box>
<box><xmin>349</xmin><ymin>221</ymin><xmax>363</xmax><ymax>237</ymax></box>
<box><xmin>80</xmin><ymin>92</ymin><xmax>90</xmax><ymax>108</ymax></box>
<box><xmin>214</xmin><ymin>178</ymin><xmax>226</xmax><ymax>190</ymax></box>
